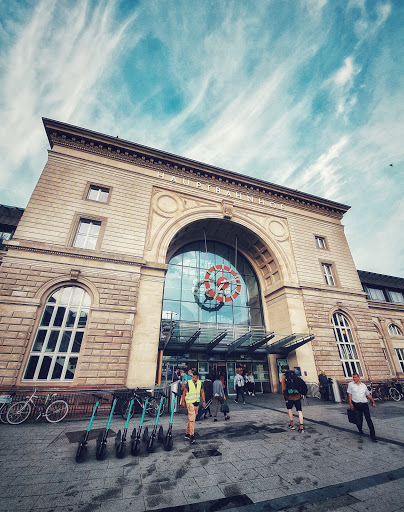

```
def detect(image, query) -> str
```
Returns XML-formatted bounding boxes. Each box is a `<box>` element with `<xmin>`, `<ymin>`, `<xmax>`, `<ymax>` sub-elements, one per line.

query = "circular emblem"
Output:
<box><xmin>204</xmin><ymin>265</ymin><xmax>242</xmax><ymax>303</ymax></box>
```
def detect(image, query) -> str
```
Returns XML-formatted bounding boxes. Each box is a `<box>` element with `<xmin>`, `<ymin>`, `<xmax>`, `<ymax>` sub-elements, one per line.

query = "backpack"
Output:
<box><xmin>284</xmin><ymin>371</ymin><xmax>300</xmax><ymax>395</ymax></box>
<box><xmin>296</xmin><ymin>377</ymin><xmax>308</xmax><ymax>397</ymax></box>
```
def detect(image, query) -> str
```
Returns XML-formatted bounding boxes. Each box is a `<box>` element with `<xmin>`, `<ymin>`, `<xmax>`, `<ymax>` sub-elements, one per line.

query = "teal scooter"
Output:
<box><xmin>96</xmin><ymin>397</ymin><xmax>118</xmax><ymax>460</ymax></box>
<box><xmin>146</xmin><ymin>395</ymin><xmax>165</xmax><ymax>453</ymax></box>
<box><xmin>164</xmin><ymin>392</ymin><xmax>178</xmax><ymax>451</ymax></box>
<box><xmin>130</xmin><ymin>397</ymin><xmax>149</xmax><ymax>455</ymax></box>
<box><xmin>76</xmin><ymin>394</ymin><xmax>103</xmax><ymax>463</ymax></box>
<box><xmin>115</xmin><ymin>399</ymin><xmax>134</xmax><ymax>458</ymax></box>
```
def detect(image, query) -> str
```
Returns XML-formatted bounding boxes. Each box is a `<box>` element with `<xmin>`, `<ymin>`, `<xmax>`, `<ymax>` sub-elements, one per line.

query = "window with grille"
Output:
<box><xmin>388</xmin><ymin>290</ymin><xmax>404</xmax><ymax>303</ymax></box>
<box><xmin>23</xmin><ymin>286</ymin><xmax>90</xmax><ymax>381</ymax></box>
<box><xmin>382</xmin><ymin>348</ymin><xmax>392</xmax><ymax>375</ymax></box>
<box><xmin>388</xmin><ymin>324</ymin><xmax>402</xmax><ymax>336</ymax></box>
<box><xmin>331</xmin><ymin>312</ymin><xmax>363</xmax><ymax>378</ymax></box>
<box><xmin>315</xmin><ymin>236</ymin><xmax>326</xmax><ymax>249</ymax></box>
<box><xmin>367</xmin><ymin>287</ymin><xmax>385</xmax><ymax>301</ymax></box>
<box><xmin>322</xmin><ymin>263</ymin><xmax>335</xmax><ymax>286</ymax></box>
<box><xmin>396</xmin><ymin>349</ymin><xmax>404</xmax><ymax>372</ymax></box>
<box><xmin>73</xmin><ymin>219</ymin><xmax>101</xmax><ymax>250</ymax></box>
<box><xmin>87</xmin><ymin>185</ymin><xmax>110</xmax><ymax>203</ymax></box>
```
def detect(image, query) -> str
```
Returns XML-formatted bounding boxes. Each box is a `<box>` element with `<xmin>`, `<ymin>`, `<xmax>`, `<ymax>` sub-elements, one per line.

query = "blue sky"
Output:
<box><xmin>0</xmin><ymin>0</ymin><xmax>403</xmax><ymax>277</ymax></box>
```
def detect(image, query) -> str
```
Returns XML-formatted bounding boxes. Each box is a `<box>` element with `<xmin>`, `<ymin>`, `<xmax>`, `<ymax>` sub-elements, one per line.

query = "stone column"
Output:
<box><xmin>126</xmin><ymin>266</ymin><xmax>166</xmax><ymax>388</ymax></box>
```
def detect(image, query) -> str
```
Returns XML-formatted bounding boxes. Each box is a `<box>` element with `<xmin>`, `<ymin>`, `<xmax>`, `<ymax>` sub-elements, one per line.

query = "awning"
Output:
<box><xmin>160</xmin><ymin>321</ymin><xmax>313</xmax><ymax>356</ymax></box>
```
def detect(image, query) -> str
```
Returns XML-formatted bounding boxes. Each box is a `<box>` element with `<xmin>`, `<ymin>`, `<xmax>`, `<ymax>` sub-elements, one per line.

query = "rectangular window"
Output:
<box><xmin>367</xmin><ymin>287</ymin><xmax>385</xmax><ymax>301</ymax></box>
<box><xmin>0</xmin><ymin>231</ymin><xmax>12</xmax><ymax>251</ymax></box>
<box><xmin>396</xmin><ymin>348</ymin><xmax>404</xmax><ymax>372</ymax></box>
<box><xmin>73</xmin><ymin>219</ymin><xmax>101</xmax><ymax>250</ymax></box>
<box><xmin>87</xmin><ymin>185</ymin><xmax>110</xmax><ymax>203</ymax></box>
<box><xmin>322</xmin><ymin>263</ymin><xmax>335</xmax><ymax>286</ymax></box>
<box><xmin>388</xmin><ymin>290</ymin><xmax>404</xmax><ymax>303</ymax></box>
<box><xmin>315</xmin><ymin>236</ymin><xmax>326</xmax><ymax>249</ymax></box>
<box><xmin>382</xmin><ymin>348</ymin><xmax>392</xmax><ymax>375</ymax></box>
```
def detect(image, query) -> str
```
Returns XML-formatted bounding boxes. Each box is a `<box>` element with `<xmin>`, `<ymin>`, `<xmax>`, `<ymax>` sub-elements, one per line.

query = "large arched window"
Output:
<box><xmin>331</xmin><ymin>312</ymin><xmax>363</xmax><ymax>377</ymax></box>
<box><xmin>162</xmin><ymin>241</ymin><xmax>263</xmax><ymax>329</ymax></box>
<box><xmin>24</xmin><ymin>286</ymin><xmax>90</xmax><ymax>381</ymax></box>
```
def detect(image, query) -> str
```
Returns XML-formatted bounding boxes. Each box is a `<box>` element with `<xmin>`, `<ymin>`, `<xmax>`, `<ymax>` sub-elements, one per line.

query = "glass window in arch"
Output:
<box><xmin>162</xmin><ymin>241</ymin><xmax>263</xmax><ymax>327</ymax></box>
<box><xmin>24</xmin><ymin>286</ymin><xmax>90</xmax><ymax>381</ymax></box>
<box><xmin>389</xmin><ymin>324</ymin><xmax>402</xmax><ymax>336</ymax></box>
<box><xmin>331</xmin><ymin>312</ymin><xmax>363</xmax><ymax>378</ymax></box>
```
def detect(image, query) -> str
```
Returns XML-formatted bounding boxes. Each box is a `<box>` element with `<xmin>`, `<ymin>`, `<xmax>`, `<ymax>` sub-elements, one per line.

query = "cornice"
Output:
<box><xmin>366</xmin><ymin>300</ymin><xmax>404</xmax><ymax>312</ymax></box>
<box><xmin>5</xmin><ymin>240</ymin><xmax>146</xmax><ymax>267</ymax></box>
<box><xmin>43</xmin><ymin>118</ymin><xmax>350</xmax><ymax>219</ymax></box>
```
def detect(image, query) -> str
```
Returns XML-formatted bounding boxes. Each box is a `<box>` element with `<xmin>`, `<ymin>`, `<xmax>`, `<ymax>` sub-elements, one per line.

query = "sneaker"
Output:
<box><xmin>190</xmin><ymin>435</ymin><xmax>195</xmax><ymax>444</ymax></box>
<box><xmin>184</xmin><ymin>434</ymin><xmax>190</xmax><ymax>440</ymax></box>
<box><xmin>225</xmin><ymin>416</ymin><xmax>230</xmax><ymax>420</ymax></box>
<box><xmin>288</xmin><ymin>424</ymin><xmax>296</xmax><ymax>430</ymax></box>
<box><xmin>252</xmin><ymin>394</ymin><xmax>255</xmax><ymax>397</ymax></box>
<box><xmin>214</xmin><ymin>418</ymin><xmax>217</xmax><ymax>422</ymax></box>
<box><xmin>234</xmin><ymin>400</ymin><xmax>238</xmax><ymax>403</ymax></box>
<box><xmin>298</xmin><ymin>427</ymin><xmax>304</xmax><ymax>433</ymax></box>
<box><xmin>242</xmin><ymin>402</ymin><xmax>246</xmax><ymax>405</ymax></box>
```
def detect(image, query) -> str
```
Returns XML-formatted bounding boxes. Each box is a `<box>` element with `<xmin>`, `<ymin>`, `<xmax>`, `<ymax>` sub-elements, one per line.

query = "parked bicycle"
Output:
<box><xmin>0</xmin><ymin>394</ymin><xmax>13</xmax><ymax>424</ymax></box>
<box><xmin>6</xmin><ymin>389</ymin><xmax>69</xmax><ymax>425</ymax></box>
<box><xmin>120</xmin><ymin>389</ymin><xmax>165</xmax><ymax>420</ymax></box>
<box><xmin>389</xmin><ymin>381</ymin><xmax>403</xmax><ymax>401</ymax></box>
<box><xmin>367</xmin><ymin>382</ymin><xmax>386</xmax><ymax>403</ymax></box>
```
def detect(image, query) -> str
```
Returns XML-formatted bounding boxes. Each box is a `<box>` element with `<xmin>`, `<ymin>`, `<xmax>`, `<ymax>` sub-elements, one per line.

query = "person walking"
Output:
<box><xmin>181</xmin><ymin>371</ymin><xmax>206</xmax><ymax>444</ymax></box>
<box><xmin>246</xmin><ymin>371</ymin><xmax>255</xmax><ymax>396</ymax></box>
<box><xmin>281</xmin><ymin>365</ymin><xmax>304</xmax><ymax>433</ymax></box>
<box><xmin>318</xmin><ymin>370</ymin><xmax>330</xmax><ymax>401</ymax></box>
<box><xmin>348</xmin><ymin>372</ymin><xmax>377</xmax><ymax>442</ymax></box>
<box><xmin>234</xmin><ymin>371</ymin><xmax>245</xmax><ymax>404</ymax></box>
<box><xmin>213</xmin><ymin>375</ymin><xmax>230</xmax><ymax>421</ymax></box>
<box><xmin>202</xmin><ymin>374</ymin><xmax>213</xmax><ymax>418</ymax></box>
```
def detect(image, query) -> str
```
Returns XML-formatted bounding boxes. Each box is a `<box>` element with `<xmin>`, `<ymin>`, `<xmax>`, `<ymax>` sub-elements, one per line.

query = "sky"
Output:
<box><xmin>0</xmin><ymin>0</ymin><xmax>403</xmax><ymax>277</ymax></box>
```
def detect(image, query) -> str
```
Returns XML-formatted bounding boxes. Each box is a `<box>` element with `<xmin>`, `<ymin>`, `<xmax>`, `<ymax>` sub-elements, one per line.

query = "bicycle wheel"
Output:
<box><xmin>7</xmin><ymin>401</ymin><xmax>32</xmax><ymax>425</ymax></box>
<box><xmin>0</xmin><ymin>404</ymin><xmax>9</xmax><ymax>424</ymax></box>
<box><xmin>147</xmin><ymin>399</ymin><xmax>159</xmax><ymax>417</ymax></box>
<box><xmin>45</xmin><ymin>400</ymin><xmax>69</xmax><ymax>423</ymax></box>
<box><xmin>120</xmin><ymin>400</ymin><xmax>135</xmax><ymax>420</ymax></box>
<box><xmin>389</xmin><ymin>387</ymin><xmax>401</xmax><ymax>401</ymax></box>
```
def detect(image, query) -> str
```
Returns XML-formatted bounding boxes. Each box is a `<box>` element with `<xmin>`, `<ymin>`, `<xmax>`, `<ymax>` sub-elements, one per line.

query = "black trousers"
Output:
<box><xmin>353</xmin><ymin>401</ymin><xmax>376</xmax><ymax>438</ymax></box>
<box><xmin>235</xmin><ymin>386</ymin><xmax>245</xmax><ymax>402</ymax></box>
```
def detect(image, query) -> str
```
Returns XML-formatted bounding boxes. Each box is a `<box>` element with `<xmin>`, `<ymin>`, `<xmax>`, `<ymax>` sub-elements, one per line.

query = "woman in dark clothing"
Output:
<box><xmin>203</xmin><ymin>374</ymin><xmax>214</xmax><ymax>418</ymax></box>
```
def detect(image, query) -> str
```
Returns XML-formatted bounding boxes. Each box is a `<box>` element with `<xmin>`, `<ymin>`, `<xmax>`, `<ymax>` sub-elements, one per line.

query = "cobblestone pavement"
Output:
<box><xmin>0</xmin><ymin>393</ymin><xmax>403</xmax><ymax>512</ymax></box>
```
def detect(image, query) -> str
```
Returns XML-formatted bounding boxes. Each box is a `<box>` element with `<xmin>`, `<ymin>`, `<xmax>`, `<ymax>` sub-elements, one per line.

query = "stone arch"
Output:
<box><xmin>151</xmin><ymin>210</ymin><xmax>296</xmax><ymax>292</ymax></box>
<box><xmin>34</xmin><ymin>275</ymin><xmax>100</xmax><ymax>308</ymax></box>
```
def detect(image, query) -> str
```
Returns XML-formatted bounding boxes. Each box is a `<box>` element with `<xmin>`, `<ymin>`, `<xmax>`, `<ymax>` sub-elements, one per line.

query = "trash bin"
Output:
<box><xmin>170</xmin><ymin>381</ymin><xmax>180</xmax><ymax>413</ymax></box>
<box><xmin>330</xmin><ymin>378</ymin><xmax>341</xmax><ymax>403</ymax></box>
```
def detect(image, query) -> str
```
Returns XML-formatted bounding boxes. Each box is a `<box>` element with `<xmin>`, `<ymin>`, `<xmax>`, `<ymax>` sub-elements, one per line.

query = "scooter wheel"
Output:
<box><xmin>158</xmin><ymin>426</ymin><xmax>164</xmax><ymax>442</ymax></box>
<box><xmin>75</xmin><ymin>443</ymin><xmax>87</xmax><ymax>463</ymax></box>
<box><xmin>143</xmin><ymin>427</ymin><xmax>149</xmax><ymax>442</ymax></box>
<box><xmin>96</xmin><ymin>443</ymin><xmax>107</xmax><ymax>460</ymax></box>
<box><xmin>131</xmin><ymin>438</ymin><xmax>141</xmax><ymax>456</ymax></box>
<box><xmin>115</xmin><ymin>429</ymin><xmax>122</xmax><ymax>448</ymax></box>
<box><xmin>116</xmin><ymin>442</ymin><xmax>125</xmax><ymax>459</ymax></box>
<box><xmin>164</xmin><ymin>437</ymin><xmax>173</xmax><ymax>452</ymax></box>
<box><xmin>146</xmin><ymin>437</ymin><xmax>155</xmax><ymax>453</ymax></box>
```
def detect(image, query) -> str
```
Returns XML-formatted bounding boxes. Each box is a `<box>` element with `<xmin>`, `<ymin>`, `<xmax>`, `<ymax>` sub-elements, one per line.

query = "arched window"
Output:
<box><xmin>388</xmin><ymin>324</ymin><xmax>402</xmax><ymax>336</ymax></box>
<box><xmin>24</xmin><ymin>286</ymin><xmax>90</xmax><ymax>381</ymax></box>
<box><xmin>331</xmin><ymin>312</ymin><xmax>363</xmax><ymax>378</ymax></box>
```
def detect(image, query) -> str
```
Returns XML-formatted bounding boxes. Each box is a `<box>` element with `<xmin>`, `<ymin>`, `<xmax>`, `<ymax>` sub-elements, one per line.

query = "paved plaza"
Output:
<box><xmin>0</xmin><ymin>393</ymin><xmax>403</xmax><ymax>512</ymax></box>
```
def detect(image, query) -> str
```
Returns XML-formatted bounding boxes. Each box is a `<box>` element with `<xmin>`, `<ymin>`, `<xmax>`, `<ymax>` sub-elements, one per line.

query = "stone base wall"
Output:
<box><xmin>0</xmin><ymin>252</ymin><xmax>140</xmax><ymax>388</ymax></box>
<box><xmin>302</xmin><ymin>288</ymin><xmax>390</xmax><ymax>381</ymax></box>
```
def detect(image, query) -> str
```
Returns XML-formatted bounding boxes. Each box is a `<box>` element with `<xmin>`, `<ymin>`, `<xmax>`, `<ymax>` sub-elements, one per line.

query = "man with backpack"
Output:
<box><xmin>281</xmin><ymin>365</ymin><xmax>306</xmax><ymax>433</ymax></box>
<box><xmin>233</xmin><ymin>370</ymin><xmax>246</xmax><ymax>404</ymax></box>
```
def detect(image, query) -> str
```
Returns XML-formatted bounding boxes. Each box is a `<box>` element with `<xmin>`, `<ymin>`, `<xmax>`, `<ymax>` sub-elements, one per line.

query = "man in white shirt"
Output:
<box><xmin>347</xmin><ymin>372</ymin><xmax>377</xmax><ymax>442</ymax></box>
<box><xmin>233</xmin><ymin>371</ymin><xmax>245</xmax><ymax>404</ymax></box>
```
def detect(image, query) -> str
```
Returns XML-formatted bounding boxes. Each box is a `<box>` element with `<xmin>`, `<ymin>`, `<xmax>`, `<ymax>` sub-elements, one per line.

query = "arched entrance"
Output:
<box><xmin>159</xmin><ymin>218</ymin><xmax>283</xmax><ymax>393</ymax></box>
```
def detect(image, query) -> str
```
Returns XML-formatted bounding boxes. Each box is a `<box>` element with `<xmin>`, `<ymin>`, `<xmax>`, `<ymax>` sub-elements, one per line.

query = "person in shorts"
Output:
<box><xmin>281</xmin><ymin>365</ymin><xmax>304</xmax><ymax>433</ymax></box>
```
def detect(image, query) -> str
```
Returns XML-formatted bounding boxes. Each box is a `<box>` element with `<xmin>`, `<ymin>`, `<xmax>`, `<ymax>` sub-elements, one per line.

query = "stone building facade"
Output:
<box><xmin>0</xmin><ymin>118</ymin><xmax>402</xmax><ymax>392</ymax></box>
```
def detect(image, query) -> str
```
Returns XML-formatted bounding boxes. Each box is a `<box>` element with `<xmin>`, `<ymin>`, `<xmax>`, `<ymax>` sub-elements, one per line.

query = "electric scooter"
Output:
<box><xmin>95</xmin><ymin>397</ymin><xmax>118</xmax><ymax>460</ymax></box>
<box><xmin>146</xmin><ymin>395</ymin><xmax>165</xmax><ymax>453</ymax></box>
<box><xmin>130</xmin><ymin>397</ymin><xmax>149</xmax><ymax>456</ymax></box>
<box><xmin>164</xmin><ymin>392</ymin><xmax>178</xmax><ymax>451</ymax></box>
<box><xmin>76</xmin><ymin>394</ymin><xmax>103</xmax><ymax>463</ymax></box>
<box><xmin>115</xmin><ymin>399</ymin><xmax>134</xmax><ymax>458</ymax></box>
